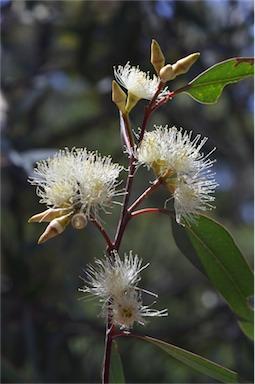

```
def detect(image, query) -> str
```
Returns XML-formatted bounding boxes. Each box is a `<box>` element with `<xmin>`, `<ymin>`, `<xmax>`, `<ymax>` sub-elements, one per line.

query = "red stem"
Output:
<box><xmin>102</xmin><ymin>322</ymin><xmax>115</xmax><ymax>383</ymax></box>
<box><xmin>113</xmin><ymin>178</ymin><xmax>163</xmax><ymax>251</ymax></box>
<box><xmin>112</xmin><ymin>156</ymin><xmax>135</xmax><ymax>252</ymax></box>
<box><xmin>90</xmin><ymin>216</ymin><xmax>114</xmax><ymax>249</ymax></box>
<box><xmin>150</xmin><ymin>89</ymin><xmax>178</xmax><ymax>112</ymax></box>
<box><xmin>130</xmin><ymin>207</ymin><xmax>175</xmax><ymax>219</ymax></box>
<box><xmin>128</xmin><ymin>179</ymin><xmax>161</xmax><ymax>213</ymax></box>
<box><xmin>138</xmin><ymin>105</ymin><xmax>152</xmax><ymax>145</ymax></box>
<box><xmin>102</xmin><ymin>82</ymin><xmax>176</xmax><ymax>383</ymax></box>
<box><xmin>138</xmin><ymin>82</ymin><xmax>164</xmax><ymax>145</ymax></box>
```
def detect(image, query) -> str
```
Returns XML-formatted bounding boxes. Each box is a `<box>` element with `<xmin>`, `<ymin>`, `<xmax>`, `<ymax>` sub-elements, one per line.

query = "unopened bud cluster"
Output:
<box><xmin>151</xmin><ymin>39</ymin><xmax>200</xmax><ymax>82</ymax></box>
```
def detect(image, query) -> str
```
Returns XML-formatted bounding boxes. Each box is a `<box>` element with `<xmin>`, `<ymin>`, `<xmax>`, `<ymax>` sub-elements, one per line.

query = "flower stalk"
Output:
<box><xmin>102</xmin><ymin>321</ymin><xmax>115</xmax><ymax>384</ymax></box>
<box><xmin>101</xmin><ymin>87</ymin><xmax>167</xmax><ymax>384</ymax></box>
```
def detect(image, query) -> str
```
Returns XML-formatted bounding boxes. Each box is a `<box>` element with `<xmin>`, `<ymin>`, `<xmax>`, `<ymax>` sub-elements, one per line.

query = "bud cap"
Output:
<box><xmin>172</xmin><ymin>53</ymin><xmax>200</xmax><ymax>77</ymax></box>
<box><xmin>112</xmin><ymin>80</ymin><xmax>127</xmax><ymax>113</ymax></box>
<box><xmin>151</xmin><ymin>39</ymin><xmax>165</xmax><ymax>74</ymax></box>
<box><xmin>37</xmin><ymin>214</ymin><xmax>71</xmax><ymax>244</ymax></box>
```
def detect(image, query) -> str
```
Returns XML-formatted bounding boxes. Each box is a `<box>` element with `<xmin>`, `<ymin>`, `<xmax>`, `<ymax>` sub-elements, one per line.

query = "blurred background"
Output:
<box><xmin>1</xmin><ymin>0</ymin><xmax>254</xmax><ymax>383</ymax></box>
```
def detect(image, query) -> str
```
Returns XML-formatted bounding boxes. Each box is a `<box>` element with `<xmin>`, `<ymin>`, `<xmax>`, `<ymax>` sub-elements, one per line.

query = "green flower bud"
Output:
<box><xmin>172</xmin><ymin>53</ymin><xmax>200</xmax><ymax>77</ymax></box>
<box><xmin>159</xmin><ymin>64</ymin><xmax>175</xmax><ymax>82</ymax></box>
<box><xmin>151</xmin><ymin>39</ymin><xmax>166</xmax><ymax>74</ymax></box>
<box><xmin>112</xmin><ymin>80</ymin><xmax>127</xmax><ymax>113</ymax></box>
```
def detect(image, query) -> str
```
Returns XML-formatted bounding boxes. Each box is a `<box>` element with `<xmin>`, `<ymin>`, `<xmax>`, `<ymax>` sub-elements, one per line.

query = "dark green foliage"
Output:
<box><xmin>172</xmin><ymin>216</ymin><xmax>254</xmax><ymax>337</ymax></box>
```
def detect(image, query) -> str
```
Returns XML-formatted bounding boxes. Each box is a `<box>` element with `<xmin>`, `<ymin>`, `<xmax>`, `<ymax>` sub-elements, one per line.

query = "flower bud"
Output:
<box><xmin>172</xmin><ymin>53</ymin><xmax>200</xmax><ymax>77</ymax></box>
<box><xmin>112</xmin><ymin>80</ymin><xmax>127</xmax><ymax>113</ymax></box>
<box><xmin>125</xmin><ymin>92</ymin><xmax>140</xmax><ymax>113</ymax></box>
<box><xmin>71</xmin><ymin>213</ymin><xmax>87</xmax><ymax>230</ymax></box>
<box><xmin>38</xmin><ymin>214</ymin><xmax>71</xmax><ymax>244</ymax></box>
<box><xmin>159</xmin><ymin>64</ymin><xmax>175</xmax><ymax>82</ymax></box>
<box><xmin>151</xmin><ymin>39</ymin><xmax>165</xmax><ymax>74</ymax></box>
<box><xmin>28</xmin><ymin>208</ymin><xmax>71</xmax><ymax>223</ymax></box>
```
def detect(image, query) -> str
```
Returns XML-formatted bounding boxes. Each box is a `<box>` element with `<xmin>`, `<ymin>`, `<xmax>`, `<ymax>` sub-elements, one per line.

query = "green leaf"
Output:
<box><xmin>134</xmin><ymin>335</ymin><xmax>247</xmax><ymax>383</ymax></box>
<box><xmin>109</xmin><ymin>340</ymin><xmax>125</xmax><ymax>383</ymax></box>
<box><xmin>176</xmin><ymin>58</ymin><xmax>254</xmax><ymax>103</ymax></box>
<box><xmin>238</xmin><ymin>319</ymin><xmax>254</xmax><ymax>341</ymax></box>
<box><xmin>172</xmin><ymin>215</ymin><xmax>254</xmax><ymax>336</ymax></box>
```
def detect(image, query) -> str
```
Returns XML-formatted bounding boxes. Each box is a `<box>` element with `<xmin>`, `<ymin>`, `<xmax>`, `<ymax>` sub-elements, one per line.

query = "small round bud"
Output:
<box><xmin>159</xmin><ymin>64</ymin><xmax>175</xmax><ymax>82</ymax></box>
<box><xmin>71</xmin><ymin>213</ymin><xmax>87</xmax><ymax>230</ymax></box>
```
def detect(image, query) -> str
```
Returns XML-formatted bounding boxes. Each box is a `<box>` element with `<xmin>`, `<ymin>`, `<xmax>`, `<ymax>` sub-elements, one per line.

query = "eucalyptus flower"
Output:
<box><xmin>79</xmin><ymin>251</ymin><xmax>168</xmax><ymax>329</ymax></box>
<box><xmin>80</xmin><ymin>251</ymin><xmax>148</xmax><ymax>300</ymax></box>
<box><xmin>173</xmin><ymin>174</ymin><xmax>218</xmax><ymax>226</ymax></box>
<box><xmin>110</xmin><ymin>287</ymin><xmax>168</xmax><ymax>330</ymax></box>
<box><xmin>136</xmin><ymin>125</ymin><xmax>218</xmax><ymax>225</ymax></box>
<box><xmin>114</xmin><ymin>62</ymin><xmax>170</xmax><ymax>112</ymax></box>
<box><xmin>28</xmin><ymin>148</ymin><xmax>123</xmax><ymax>243</ymax></box>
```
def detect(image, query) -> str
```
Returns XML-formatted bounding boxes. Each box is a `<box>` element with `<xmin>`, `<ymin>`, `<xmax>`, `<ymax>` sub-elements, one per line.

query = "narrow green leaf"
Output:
<box><xmin>109</xmin><ymin>340</ymin><xmax>125</xmax><ymax>383</ymax></box>
<box><xmin>134</xmin><ymin>335</ymin><xmax>247</xmax><ymax>383</ymax></box>
<box><xmin>238</xmin><ymin>319</ymin><xmax>254</xmax><ymax>341</ymax></box>
<box><xmin>172</xmin><ymin>216</ymin><xmax>254</xmax><ymax>331</ymax></box>
<box><xmin>176</xmin><ymin>58</ymin><xmax>254</xmax><ymax>103</ymax></box>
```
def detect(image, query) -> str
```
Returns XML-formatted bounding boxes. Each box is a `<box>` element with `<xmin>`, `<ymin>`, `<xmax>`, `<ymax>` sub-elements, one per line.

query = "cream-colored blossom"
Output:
<box><xmin>136</xmin><ymin>125</ymin><xmax>215</xmax><ymax>176</ymax></box>
<box><xmin>79</xmin><ymin>251</ymin><xmax>168</xmax><ymax>329</ymax></box>
<box><xmin>136</xmin><ymin>125</ymin><xmax>218</xmax><ymax>225</ymax></box>
<box><xmin>110</xmin><ymin>288</ymin><xmax>168</xmax><ymax>330</ymax></box>
<box><xmin>28</xmin><ymin>148</ymin><xmax>123</xmax><ymax>242</ymax></box>
<box><xmin>173</xmin><ymin>174</ymin><xmax>218</xmax><ymax>226</ymax></box>
<box><xmin>29</xmin><ymin>148</ymin><xmax>123</xmax><ymax>218</ymax></box>
<box><xmin>80</xmin><ymin>251</ymin><xmax>148</xmax><ymax>300</ymax></box>
<box><xmin>114</xmin><ymin>62</ymin><xmax>169</xmax><ymax>101</ymax></box>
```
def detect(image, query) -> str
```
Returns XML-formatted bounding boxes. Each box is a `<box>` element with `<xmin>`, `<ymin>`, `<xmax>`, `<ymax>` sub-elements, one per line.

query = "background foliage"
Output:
<box><xmin>1</xmin><ymin>1</ymin><xmax>254</xmax><ymax>383</ymax></box>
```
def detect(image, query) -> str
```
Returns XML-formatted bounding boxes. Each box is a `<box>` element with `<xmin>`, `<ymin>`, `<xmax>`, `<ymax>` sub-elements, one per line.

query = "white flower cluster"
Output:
<box><xmin>114</xmin><ymin>62</ymin><xmax>170</xmax><ymax>102</ymax></box>
<box><xmin>28</xmin><ymin>148</ymin><xmax>123</xmax><ymax>243</ymax></box>
<box><xmin>30</xmin><ymin>148</ymin><xmax>123</xmax><ymax>218</ymax></box>
<box><xmin>80</xmin><ymin>251</ymin><xmax>168</xmax><ymax>329</ymax></box>
<box><xmin>136</xmin><ymin>125</ymin><xmax>218</xmax><ymax>225</ymax></box>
